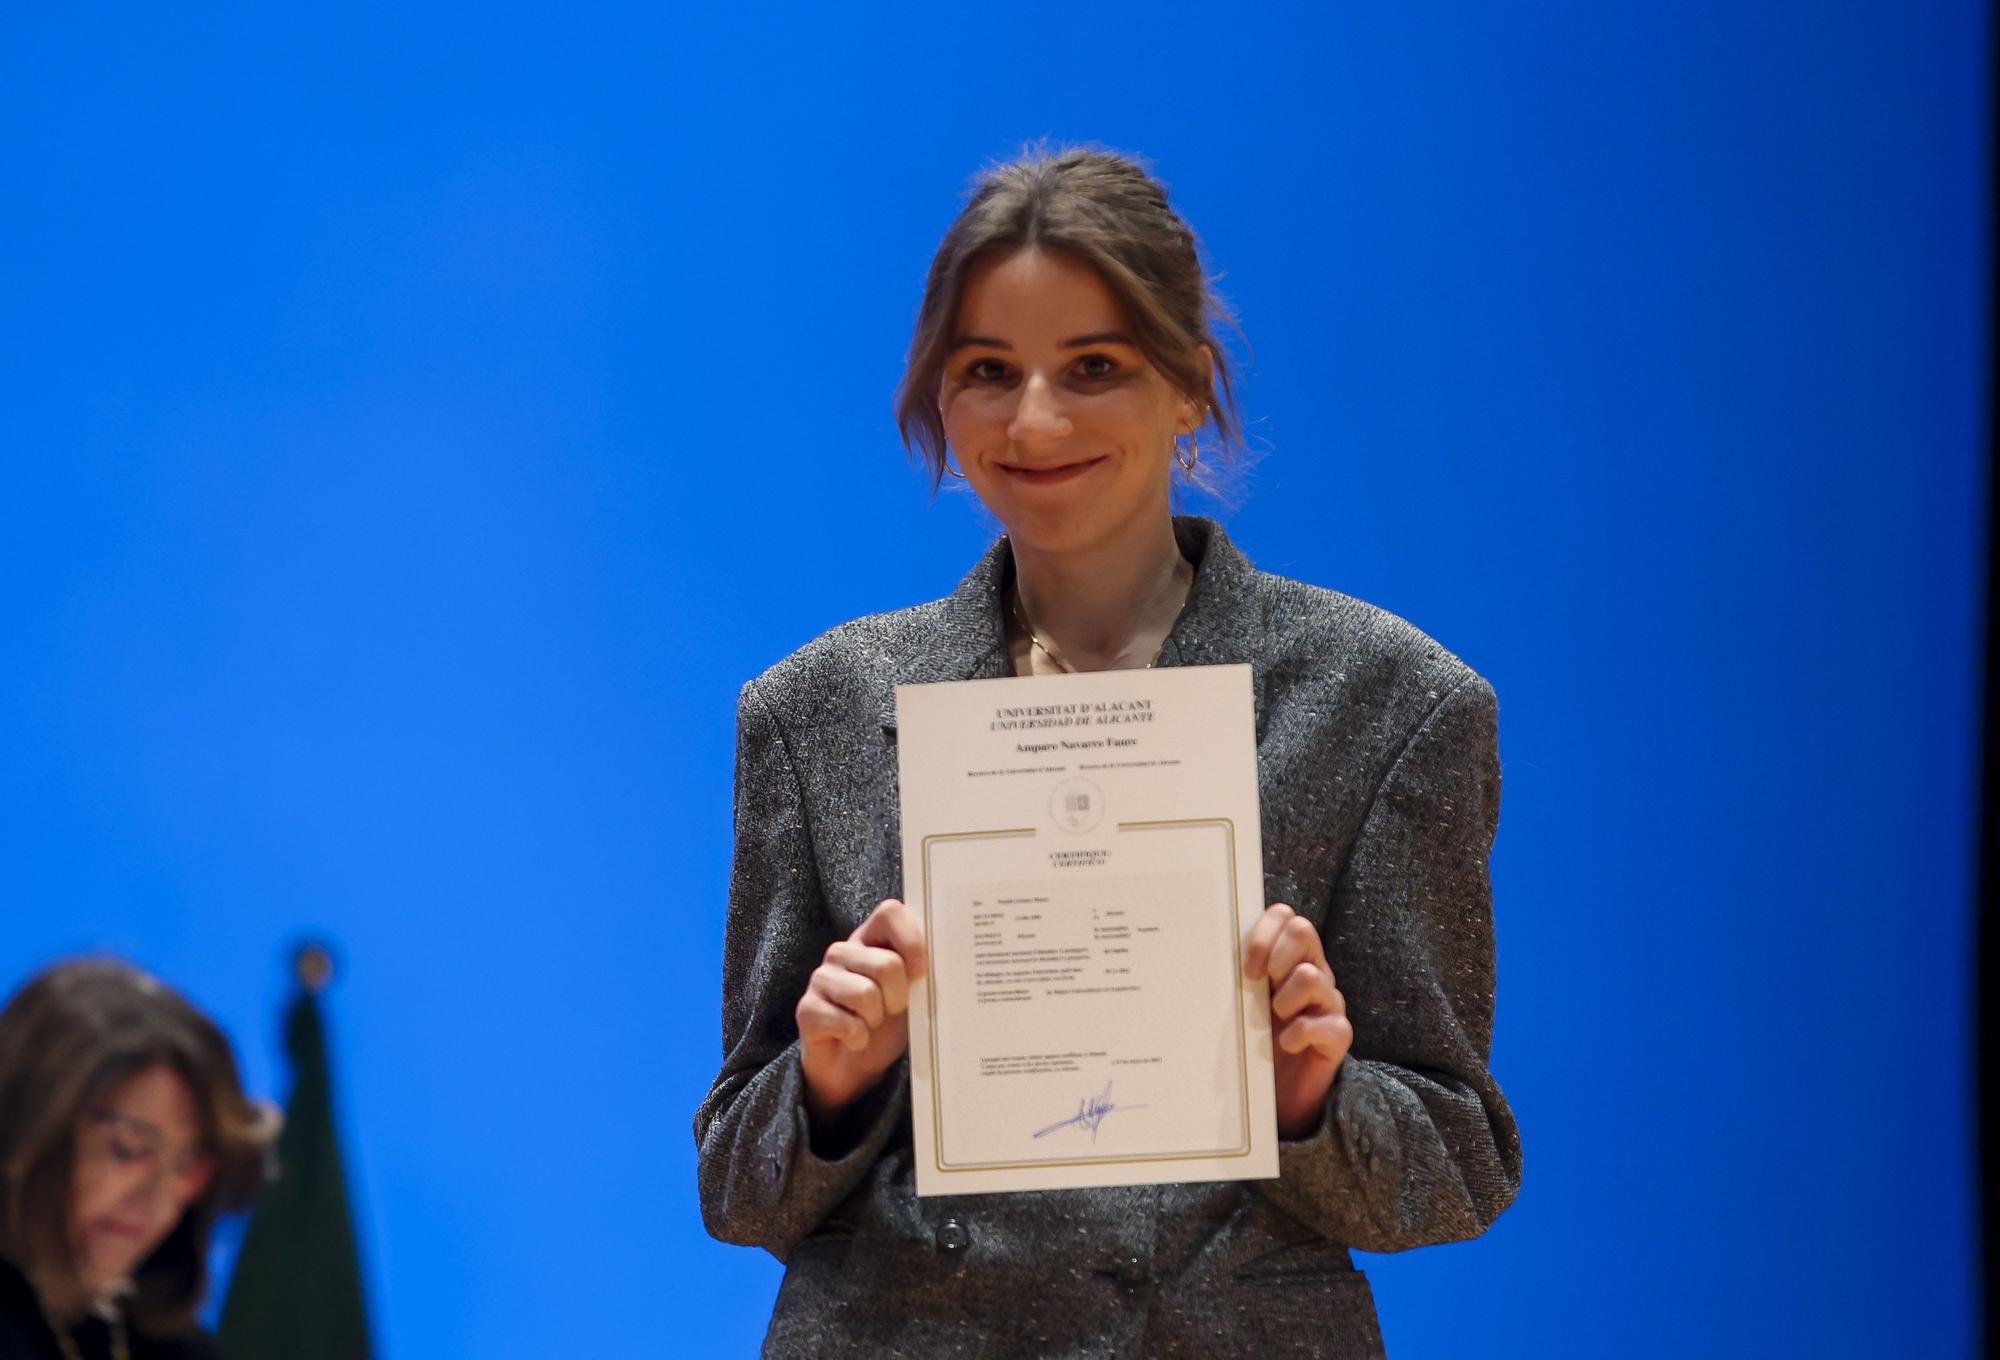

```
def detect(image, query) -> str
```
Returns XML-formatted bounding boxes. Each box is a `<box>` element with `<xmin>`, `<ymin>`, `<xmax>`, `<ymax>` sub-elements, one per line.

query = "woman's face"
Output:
<box><xmin>67</xmin><ymin>1064</ymin><xmax>215</xmax><ymax>1291</ymax></box>
<box><xmin>940</xmin><ymin>247</ymin><xmax>1201</xmax><ymax>558</ymax></box>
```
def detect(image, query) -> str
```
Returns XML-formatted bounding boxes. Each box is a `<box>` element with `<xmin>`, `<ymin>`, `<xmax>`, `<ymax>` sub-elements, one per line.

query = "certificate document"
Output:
<box><xmin>896</xmin><ymin>663</ymin><xmax>1278</xmax><ymax>1196</ymax></box>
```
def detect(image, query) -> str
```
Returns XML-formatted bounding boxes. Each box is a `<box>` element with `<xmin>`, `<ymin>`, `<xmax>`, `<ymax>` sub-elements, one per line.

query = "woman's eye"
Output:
<box><xmin>109</xmin><ymin>1138</ymin><xmax>146</xmax><ymax>1162</ymax></box>
<box><xmin>1073</xmin><ymin>354</ymin><xmax>1119</xmax><ymax>380</ymax></box>
<box><xmin>965</xmin><ymin>358</ymin><xmax>1010</xmax><ymax>383</ymax></box>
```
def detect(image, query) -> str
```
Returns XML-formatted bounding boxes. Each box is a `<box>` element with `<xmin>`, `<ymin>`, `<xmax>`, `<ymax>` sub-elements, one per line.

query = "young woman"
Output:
<box><xmin>0</xmin><ymin>960</ymin><xmax>277</xmax><ymax>1360</ymax></box>
<box><xmin>695</xmin><ymin>148</ymin><xmax>1522</xmax><ymax>1358</ymax></box>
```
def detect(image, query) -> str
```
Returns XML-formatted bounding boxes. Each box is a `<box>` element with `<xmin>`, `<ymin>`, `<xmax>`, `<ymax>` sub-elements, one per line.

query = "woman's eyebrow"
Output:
<box><xmin>91</xmin><ymin>1109</ymin><xmax>169</xmax><ymax>1151</ymax></box>
<box><xmin>115</xmin><ymin>1110</ymin><xmax>212</xmax><ymax>1151</ymax></box>
<box><xmin>1060</xmin><ymin>331</ymin><xmax>1135</xmax><ymax>348</ymax></box>
<box><xmin>946</xmin><ymin>331</ymin><xmax>1136</xmax><ymax>353</ymax></box>
<box><xmin>104</xmin><ymin>1109</ymin><xmax>165</xmax><ymax>1136</ymax></box>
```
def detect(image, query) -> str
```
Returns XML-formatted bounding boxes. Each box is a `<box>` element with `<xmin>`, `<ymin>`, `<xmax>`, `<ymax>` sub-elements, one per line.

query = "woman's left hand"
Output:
<box><xmin>1244</xmin><ymin>902</ymin><xmax>1354</xmax><ymax>1140</ymax></box>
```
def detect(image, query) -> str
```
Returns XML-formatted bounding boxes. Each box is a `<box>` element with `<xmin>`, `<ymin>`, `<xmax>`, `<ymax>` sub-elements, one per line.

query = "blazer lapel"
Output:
<box><xmin>876</xmin><ymin>538</ymin><xmax>1014</xmax><ymax>733</ymax></box>
<box><xmin>1156</xmin><ymin>517</ymin><xmax>1272</xmax><ymax>739</ymax></box>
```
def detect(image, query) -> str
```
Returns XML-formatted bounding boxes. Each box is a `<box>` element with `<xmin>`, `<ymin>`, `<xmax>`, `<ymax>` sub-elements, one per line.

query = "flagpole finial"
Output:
<box><xmin>292</xmin><ymin>941</ymin><xmax>336</xmax><ymax>995</ymax></box>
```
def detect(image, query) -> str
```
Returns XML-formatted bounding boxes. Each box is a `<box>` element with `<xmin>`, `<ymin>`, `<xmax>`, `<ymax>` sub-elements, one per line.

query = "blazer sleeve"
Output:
<box><xmin>692</xmin><ymin>678</ymin><xmax>909</xmax><ymax>1259</ymax></box>
<box><xmin>1255</xmin><ymin>669</ymin><xmax>1523</xmax><ymax>1251</ymax></box>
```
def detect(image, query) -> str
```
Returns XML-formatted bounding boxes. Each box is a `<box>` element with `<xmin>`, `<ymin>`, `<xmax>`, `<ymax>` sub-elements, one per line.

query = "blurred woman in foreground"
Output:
<box><xmin>0</xmin><ymin>960</ymin><xmax>276</xmax><ymax>1360</ymax></box>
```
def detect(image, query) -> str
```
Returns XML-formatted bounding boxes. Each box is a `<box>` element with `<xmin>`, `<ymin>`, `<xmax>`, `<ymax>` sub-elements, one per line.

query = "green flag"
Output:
<box><xmin>219</xmin><ymin>947</ymin><xmax>374</xmax><ymax>1360</ymax></box>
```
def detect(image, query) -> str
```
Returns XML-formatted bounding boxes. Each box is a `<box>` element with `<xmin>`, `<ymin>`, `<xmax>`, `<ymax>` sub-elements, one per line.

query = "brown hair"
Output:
<box><xmin>895</xmin><ymin>146</ymin><xmax>1245</xmax><ymax>491</ymax></box>
<box><xmin>0</xmin><ymin>959</ymin><xmax>276</xmax><ymax>1333</ymax></box>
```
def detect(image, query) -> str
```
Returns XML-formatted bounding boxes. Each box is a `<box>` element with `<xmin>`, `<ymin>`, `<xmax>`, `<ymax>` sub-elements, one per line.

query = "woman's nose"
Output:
<box><xmin>1008</xmin><ymin>373</ymin><xmax>1073</xmax><ymax>444</ymax></box>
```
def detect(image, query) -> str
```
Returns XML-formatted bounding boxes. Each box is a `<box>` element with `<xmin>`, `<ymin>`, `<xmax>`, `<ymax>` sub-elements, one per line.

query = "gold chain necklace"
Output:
<box><xmin>1009</xmin><ymin>587</ymin><xmax>1180</xmax><ymax>673</ymax></box>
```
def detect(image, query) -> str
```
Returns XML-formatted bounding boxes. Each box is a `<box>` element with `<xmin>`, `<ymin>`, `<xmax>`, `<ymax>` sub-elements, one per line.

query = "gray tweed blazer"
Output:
<box><xmin>695</xmin><ymin>518</ymin><xmax>1521</xmax><ymax>1359</ymax></box>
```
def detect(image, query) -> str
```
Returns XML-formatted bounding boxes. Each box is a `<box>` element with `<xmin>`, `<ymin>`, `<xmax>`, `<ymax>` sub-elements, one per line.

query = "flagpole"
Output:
<box><xmin>218</xmin><ymin>937</ymin><xmax>376</xmax><ymax>1360</ymax></box>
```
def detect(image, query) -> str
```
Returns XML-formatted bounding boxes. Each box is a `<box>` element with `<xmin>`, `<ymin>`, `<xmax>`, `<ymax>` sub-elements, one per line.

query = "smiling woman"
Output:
<box><xmin>695</xmin><ymin>147</ymin><xmax>1522</xmax><ymax>1359</ymax></box>
<box><xmin>943</xmin><ymin>248</ymin><xmax>1203</xmax><ymax>635</ymax></box>
<box><xmin>0</xmin><ymin>961</ymin><xmax>278</xmax><ymax>1360</ymax></box>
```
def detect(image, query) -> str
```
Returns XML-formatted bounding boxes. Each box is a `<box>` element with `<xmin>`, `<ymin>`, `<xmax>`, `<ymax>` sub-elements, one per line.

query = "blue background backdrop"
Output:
<box><xmin>1</xmin><ymin>3</ymin><xmax>1986</xmax><ymax>1355</ymax></box>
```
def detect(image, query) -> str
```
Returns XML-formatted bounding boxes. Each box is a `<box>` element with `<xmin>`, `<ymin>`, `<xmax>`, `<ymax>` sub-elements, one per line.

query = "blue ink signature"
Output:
<box><xmin>1033</xmin><ymin>1080</ymin><xmax>1147</xmax><ymax>1141</ymax></box>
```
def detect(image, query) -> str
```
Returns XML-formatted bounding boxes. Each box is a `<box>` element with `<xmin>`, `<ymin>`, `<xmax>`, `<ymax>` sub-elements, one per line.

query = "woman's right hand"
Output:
<box><xmin>797</xmin><ymin>898</ymin><xmax>928</xmax><ymax>1125</ymax></box>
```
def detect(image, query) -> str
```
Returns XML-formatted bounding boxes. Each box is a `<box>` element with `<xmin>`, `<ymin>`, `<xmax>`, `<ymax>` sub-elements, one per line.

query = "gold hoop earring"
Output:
<box><xmin>1176</xmin><ymin>432</ymin><xmax>1201</xmax><ymax>473</ymax></box>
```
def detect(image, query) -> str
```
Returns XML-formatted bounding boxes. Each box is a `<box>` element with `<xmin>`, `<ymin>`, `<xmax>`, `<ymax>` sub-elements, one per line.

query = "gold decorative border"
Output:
<box><xmin>919</xmin><ymin>829</ymin><xmax>1035</xmax><ymax>1175</ymax></box>
<box><xmin>921</xmin><ymin>817</ymin><xmax>1253</xmax><ymax>1175</ymax></box>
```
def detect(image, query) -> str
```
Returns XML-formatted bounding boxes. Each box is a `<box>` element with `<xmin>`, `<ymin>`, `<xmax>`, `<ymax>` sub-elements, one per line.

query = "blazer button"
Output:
<box><xmin>936</xmin><ymin>1218</ymin><xmax>970</xmax><ymax>1254</ymax></box>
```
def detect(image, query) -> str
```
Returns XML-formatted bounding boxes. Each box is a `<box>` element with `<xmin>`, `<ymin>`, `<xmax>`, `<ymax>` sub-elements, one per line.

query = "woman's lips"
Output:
<box><xmin>997</xmin><ymin>456</ymin><xmax>1107</xmax><ymax>487</ymax></box>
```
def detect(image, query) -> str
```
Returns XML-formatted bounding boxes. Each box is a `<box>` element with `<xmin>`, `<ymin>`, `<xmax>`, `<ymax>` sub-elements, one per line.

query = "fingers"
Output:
<box><xmin>854</xmin><ymin>898</ymin><xmax>928</xmax><ymax>983</ymax></box>
<box><xmin>1249</xmin><ymin>904</ymin><xmax>1351</xmax><ymax>1068</ymax></box>
<box><xmin>825</xmin><ymin>940</ymin><xmax>910</xmax><ymax>1019</ymax></box>
<box><xmin>796</xmin><ymin>988</ymin><xmax>870</xmax><ymax>1052</ymax></box>
<box><xmin>1244</xmin><ymin>903</ymin><xmax>1329</xmax><ymax>984</ymax></box>
<box><xmin>1270</xmin><ymin>960</ymin><xmax>1343</xmax><ymax>1024</ymax></box>
<box><xmin>798</xmin><ymin>946</ymin><xmax>906</xmax><ymax>1048</ymax></box>
<box><xmin>1275</xmin><ymin>1009</ymin><xmax>1354</xmax><ymax>1061</ymax></box>
<box><xmin>1242</xmin><ymin>902</ymin><xmax>1294</xmax><ymax>981</ymax></box>
<box><xmin>1267</xmin><ymin>913</ymin><xmax>1329</xmax><ymax>985</ymax></box>
<box><xmin>797</xmin><ymin>900</ymin><xmax>927</xmax><ymax>1057</ymax></box>
<box><xmin>822</xmin><ymin>959</ymin><xmax>893</xmax><ymax>1027</ymax></box>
